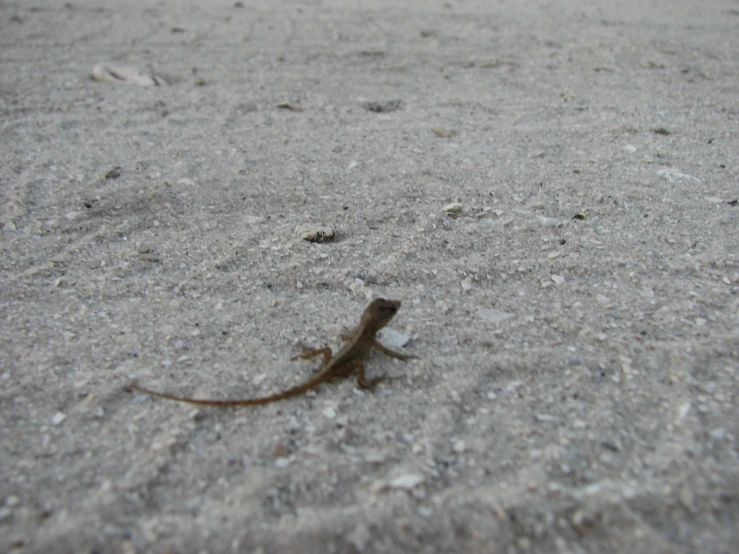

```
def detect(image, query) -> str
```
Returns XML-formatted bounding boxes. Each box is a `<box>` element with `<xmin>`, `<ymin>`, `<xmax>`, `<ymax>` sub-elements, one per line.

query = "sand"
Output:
<box><xmin>1</xmin><ymin>0</ymin><xmax>737</xmax><ymax>552</ymax></box>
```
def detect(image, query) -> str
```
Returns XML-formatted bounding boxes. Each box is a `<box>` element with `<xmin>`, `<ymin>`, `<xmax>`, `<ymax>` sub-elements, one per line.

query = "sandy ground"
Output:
<box><xmin>1</xmin><ymin>0</ymin><xmax>738</xmax><ymax>552</ymax></box>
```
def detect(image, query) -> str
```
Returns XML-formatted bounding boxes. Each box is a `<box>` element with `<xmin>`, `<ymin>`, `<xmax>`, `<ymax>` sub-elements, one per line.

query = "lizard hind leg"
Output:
<box><xmin>355</xmin><ymin>360</ymin><xmax>387</xmax><ymax>389</ymax></box>
<box><xmin>291</xmin><ymin>344</ymin><xmax>333</xmax><ymax>365</ymax></box>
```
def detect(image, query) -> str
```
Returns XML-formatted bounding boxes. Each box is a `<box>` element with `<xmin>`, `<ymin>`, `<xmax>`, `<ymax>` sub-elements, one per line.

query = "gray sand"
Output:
<box><xmin>1</xmin><ymin>0</ymin><xmax>738</xmax><ymax>552</ymax></box>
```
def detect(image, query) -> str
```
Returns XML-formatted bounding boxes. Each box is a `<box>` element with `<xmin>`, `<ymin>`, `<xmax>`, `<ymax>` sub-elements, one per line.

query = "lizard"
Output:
<box><xmin>124</xmin><ymin>298</ymin><xmax>416</xmax><ymax>406</ymax></box>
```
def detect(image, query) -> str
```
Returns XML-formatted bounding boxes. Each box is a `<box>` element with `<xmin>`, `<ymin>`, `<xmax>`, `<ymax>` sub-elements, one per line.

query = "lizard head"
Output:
<box><xmin>361</xmin><ymin>298</ymin><xmax>402</xmax><ymax>332</ymax></box>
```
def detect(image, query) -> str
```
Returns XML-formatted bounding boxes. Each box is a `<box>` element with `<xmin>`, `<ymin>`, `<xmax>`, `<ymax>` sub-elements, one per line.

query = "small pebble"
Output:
<box><xmin>277</xmin><ymin>102</ymin><xmax>304</xmax><ymax>111</ymax></box>
<box><xmin>361</xmin><ymin>99</ymin><xmax>402</xmax><ymax>113</ymax></box>
<box><xmin>432</xmin><ymin>127</ymin><xmax>456</xmax><ymax>138</ymax></box>
<box><xmin>709</xmin><ymin>428</ymin><xmax>726</xmax><ymax>441</ymax></box>
<box><xmin>104</xmin><ymin>167</ymin><xmax>121</xmax><ymax>179</ymax></box>
<box><xmin>621</xmin><ymin>360</ymin><xmax>632</xmax><ymax>375</ymax></box>
<box><xmin>551</xmin><ymin>275</ymin><xmax>566</xmax><ymax>286</ymax></box>
<box><xmin>51</xmin><ymin>412</ymin><xmax>67</xmax><ymax>426</ymax></box>
<box><xmin>300</xmin><ymin>226</ymin><xmax>336</xmax><ymax>243</ymax></box>
<box><xmin>443</xmin><ymin>202</ymin><xmax>463</xmax><ymax>214</ymax></box>
<box><xmin>322</xmin><ymin>406</ymin><xmax>337</xmax><ymax>419</ymax></box>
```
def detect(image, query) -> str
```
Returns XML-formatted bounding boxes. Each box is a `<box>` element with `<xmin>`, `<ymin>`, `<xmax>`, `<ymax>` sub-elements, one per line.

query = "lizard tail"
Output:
<box><xmin>125</xmin><ymin>378</ymin><xmax>322</xmax><ymax>407</ymax></box>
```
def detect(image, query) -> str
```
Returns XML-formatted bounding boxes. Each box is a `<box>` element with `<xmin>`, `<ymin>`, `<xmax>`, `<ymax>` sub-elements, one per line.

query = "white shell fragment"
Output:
<box><xmin>443</xmin><ymin>202</ymin><xmax>463</xmax><ymax>214</ymax></box>
<box><xmin>537</xmin><ymin>216</ymin><xmax>562</xmax><ymax>227</ymax></box>
<box><xmin>657</xmin><ymin>168</ymin><xmax>701</xmax><ymax>182</ymax></box>
<box><xmin>52</xmin><ymin>412</ymin><xmax>67</xmax><ymax>425</ymax></box>
<box><xmin>389</xmin><ymin>473</ymin><xmax>425</xmax><ymax>489</ymax></box>
<box><xmin>299</xmin><ymin>226</ymin><xmax>336</xmax><ymax>243</ymax></box>
<box><xmin>377</xmin><ymin>328</ymin><xmax>411</xmax><ymax>348</ymax></box>
<box><xmin>275</xmin><ymin>457</ymin><xmax>291</xmax><ymax>468</ymax></box>
<box><xmin>348</xmin><ymin>524</ymin><xmax>371</xmax><ymax>552</ymax></box>
<box><xmin>551</xmin><ymin>274</ymin><xmax>566</xmax><ymax>286</ymax></box>
<box><xmin>677</xmin><ymin>402</ymin><xmax>691</xmax><ymax>422</ymax></box>
<box><xmin>476</xmin><ymin>308</ymin><xmax>514</xmax><ymax>324</ymax></box>
<box><xmin>91</xmin><ymin>63</ymin><xmax>166</xmax><ymax>86</ymax></box>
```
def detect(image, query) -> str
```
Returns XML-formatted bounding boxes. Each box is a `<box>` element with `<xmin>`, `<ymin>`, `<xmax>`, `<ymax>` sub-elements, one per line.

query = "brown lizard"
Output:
<box><xmin>125</xmin><ymin>298</ymin><xmax>416</xmax><ymax>406</ymax></box>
